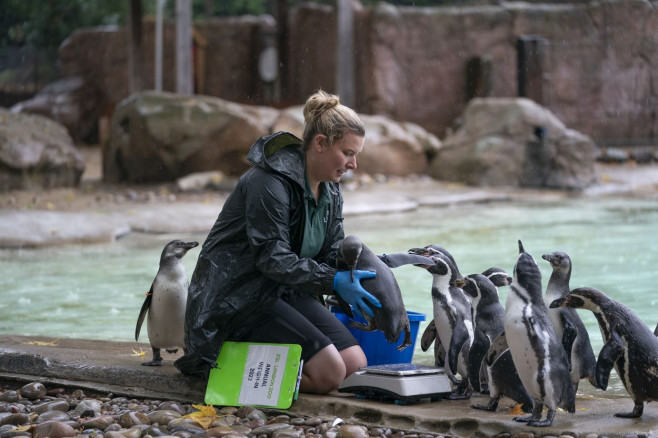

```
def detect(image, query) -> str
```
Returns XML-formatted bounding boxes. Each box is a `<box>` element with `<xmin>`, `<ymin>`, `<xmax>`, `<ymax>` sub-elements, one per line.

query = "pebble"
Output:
<box><xmin>0</xmin><ymin>382</ymin><xmax>618</xmax><ymax>438</ymax></box>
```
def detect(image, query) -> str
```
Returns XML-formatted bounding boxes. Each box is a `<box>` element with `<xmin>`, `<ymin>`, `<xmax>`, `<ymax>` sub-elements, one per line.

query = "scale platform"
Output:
<box><xmin>338</xmin><ymin>363</ymin><xmax>453</xmax><ymax>404</ymax></box>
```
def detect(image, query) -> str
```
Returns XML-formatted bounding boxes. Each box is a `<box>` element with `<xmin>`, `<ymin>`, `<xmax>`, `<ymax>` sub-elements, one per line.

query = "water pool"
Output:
<box><xmin>1</xmin><ymin>196</ymin><xmax>656</xmax><ymax>397</ymax></box>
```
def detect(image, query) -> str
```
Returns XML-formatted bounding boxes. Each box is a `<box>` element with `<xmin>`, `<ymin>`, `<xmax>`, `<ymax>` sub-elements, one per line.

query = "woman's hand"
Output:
<box><xmin>333</xmin><ymin>270</ymin><xmax>381</xmax><ymax>320</ymax></box>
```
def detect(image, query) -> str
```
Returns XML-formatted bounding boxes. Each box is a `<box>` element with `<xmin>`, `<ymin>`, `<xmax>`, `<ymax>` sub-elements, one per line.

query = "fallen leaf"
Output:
<box><xmin>177</xmin><ymin>404</ymin><xmax>218</xmax><ymax>429</ymax></box>
<box><xmin>131</xmin><ymin>347</ymin><xmax>147</xmax><ymax>357</ymax></box>
<box><xmin>24</xmin><ymin>339</ymin><xmax>59</xmax><ymax>346</ymax></box>
<box><xmin>508</xmin><ymin>403</ymin><xmax>525</xmax><ymax>415</ymax></box>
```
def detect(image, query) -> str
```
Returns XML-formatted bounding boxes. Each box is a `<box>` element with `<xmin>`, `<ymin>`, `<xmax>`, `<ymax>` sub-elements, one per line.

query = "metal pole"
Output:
<box><xmin>175</xmin><ymin>0</ymin><xmax>193</xmax><ymax>95</ymax></box>
<box><xmin>155</xmin><ymin>0</ymin><xmax>165</xmax><ymax>91</ymax></box>
<box><xmin>336</xmin><ymin>0</ymin><xmax>355</xmax><ymax>108</ymax></box>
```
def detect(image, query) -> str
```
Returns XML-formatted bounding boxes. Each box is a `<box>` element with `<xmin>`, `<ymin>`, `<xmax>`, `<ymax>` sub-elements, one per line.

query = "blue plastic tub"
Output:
<box><xmin>331</xmin><ymin>306</ymin><xmax>426</xmax><ymax>365</ymax></box>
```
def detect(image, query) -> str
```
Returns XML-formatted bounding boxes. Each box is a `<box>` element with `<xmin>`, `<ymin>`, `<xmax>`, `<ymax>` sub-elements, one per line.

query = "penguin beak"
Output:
<box><xmin>542</xmin><ymin>254</ymin><xmax>555</xmax><ymax>263</ymax></box>
<box><xmin>549</xmin><ymin>297</ymin><xmax>566</xmax><ymax>308</ymax></box>
<box><xmin>183</xmin><ymin>241</ymin><xmax>199</xmax><ymax>250</ymax></box>
<box><xmin>349</xmin><ymin>267</ymin><xmax>355</xmax><ymax>282</ymax></box>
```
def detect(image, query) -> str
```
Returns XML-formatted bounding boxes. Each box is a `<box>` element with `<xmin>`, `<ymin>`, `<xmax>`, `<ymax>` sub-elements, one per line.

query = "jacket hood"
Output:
<box><xmin>247</xmin><ymin>131</ymin><xmax>305</xmax><ymax>185</ymax></box>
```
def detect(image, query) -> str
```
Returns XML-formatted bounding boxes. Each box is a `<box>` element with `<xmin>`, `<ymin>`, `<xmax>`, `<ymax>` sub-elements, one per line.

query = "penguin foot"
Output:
<box><xmin>512</xmin><ymin>414</ymin><xmax>533</xmax><ymax>423</ymax></box>
<box><xmin>166</xmin><ymin>349</ymin><xmax>179</xmax><ymax>354</ymax></box>
<box><xmin>615</xmin><ymin>403</ymin><xmax>643</xmax><ymax>418</ymax></box>
<box><xmin>527</xmin><ymin>419</ymin><xmax>553</xmax><ymax>427</ymax></box>
<box><xmin>141</xmin><ymin>359</ymin><xmax>164</xmax><ymax>366</ymax></box>
<box><xmin>471</xmin><ymin>403</ymin><xmax>497</xmax><ymax>412</ymax></box>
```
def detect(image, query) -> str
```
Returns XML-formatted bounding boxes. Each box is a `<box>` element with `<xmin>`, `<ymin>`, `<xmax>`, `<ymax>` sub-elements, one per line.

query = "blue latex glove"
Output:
<box><xmin>333</xmin><ymin>270</ymin><xmax>381</xmax><ymax>320</ymax></box>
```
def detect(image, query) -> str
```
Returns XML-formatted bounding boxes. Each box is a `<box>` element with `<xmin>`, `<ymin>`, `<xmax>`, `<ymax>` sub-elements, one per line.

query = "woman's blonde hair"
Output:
<box><xmin>302</xmin><ymin>90</ymin><xmax>365</xmax><ymax>149</ymax></box>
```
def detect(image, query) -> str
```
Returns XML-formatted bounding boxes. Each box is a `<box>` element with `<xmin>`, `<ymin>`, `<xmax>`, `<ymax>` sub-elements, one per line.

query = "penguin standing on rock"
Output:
<box><xmin>135</xmin><ymin>240</ymin><xmax>199</xmax><ymax>366</ymax></box>
<box><xmin>542</xmin><ymin>251</ymin><xmax>597</xmax><ymax>391</ymax></box>
<box><xmin>551</xmin><ymin>287</ymin><xmax>658</xmax><ymax>418</ymax></box>
<box><xmin>504</xmin><ymin>240</ymin><xmax>575</xmax><ymax>427</ymax></box>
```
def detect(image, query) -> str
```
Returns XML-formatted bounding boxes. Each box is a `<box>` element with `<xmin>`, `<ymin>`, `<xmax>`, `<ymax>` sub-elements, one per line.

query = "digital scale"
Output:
<box><xmin>338</xmin><ymin>363</ymin><xmax>453</xmax><ymax>404</ymax></box>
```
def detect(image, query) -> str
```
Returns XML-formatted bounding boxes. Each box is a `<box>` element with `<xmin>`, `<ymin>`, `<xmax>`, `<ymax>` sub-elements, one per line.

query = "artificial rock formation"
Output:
<box><xmin>0</xmin><ymin>109</ymin><xmax>84</xmax><ymax>191</ymax></box>
<box><xmin>427</xmin><ymin>98</ymin><xmax>598</xmax><ymax>190</ymax></box>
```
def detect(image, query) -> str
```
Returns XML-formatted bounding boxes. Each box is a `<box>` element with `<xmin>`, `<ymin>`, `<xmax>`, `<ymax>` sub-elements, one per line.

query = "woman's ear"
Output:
<box><xmin>314</xmin><ymin>134</ymin><xmax>327</xmax><ymax>151</ymax></box>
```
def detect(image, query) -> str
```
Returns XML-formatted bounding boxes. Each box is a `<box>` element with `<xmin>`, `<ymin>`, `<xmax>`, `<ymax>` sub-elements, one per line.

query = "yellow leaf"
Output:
<box><xmin>508</xmin><ymin>403</ymin><xmax>525</xmax><ymax>415</ymax></box>
<box><xmin>178</xmin><ymin>404</ymin><xmax>218</xmax><ymax>429</ymax></box>
<box><xmin>131</xmin><ymin>347</ymin><xmax>147</xmax><ymax>357</ymax></box>
<box><xmin>24</xmin><ymin>339</ymin><xmax>59</xmax><ymax>346</ymax></box>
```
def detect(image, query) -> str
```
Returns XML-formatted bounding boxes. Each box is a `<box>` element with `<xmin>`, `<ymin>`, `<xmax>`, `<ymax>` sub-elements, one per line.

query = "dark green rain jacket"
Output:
<box><xmin>175</xmin><ymin>131</ymin><xmax>345</xmax><ymax>376</ymax></box>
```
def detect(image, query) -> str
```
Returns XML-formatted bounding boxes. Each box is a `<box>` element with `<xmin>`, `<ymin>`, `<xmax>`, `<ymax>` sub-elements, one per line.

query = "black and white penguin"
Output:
<box><xmin>550</xmin><ymin>287</ymin><xmax>658</xmax><ymax>418</ymax></box>
<box><xmin>409</xmin><ymin>246</ymin><xmax>473</xmax><ymax>399</ymax></box>
<box><xmin>456</xmin><ymin>273</ymin><xmax>506</xmax><ymax>393</ymax></box>
<box><xmin>542</xmin><ymin>251</ymin><xmax>597</xmax><ymax>391</ymax></box>
<box><xmin>419</xmin><ymin>319</ymin><xmax>446</xmax><ymax>367</ymax></box>
<box><xmin>135</xmin><ymin>240</ymin><xmax>198</xmax><ymax>366</ymax></box>
<box><xmin>504</xmin><ymin>240</ymin><xmax>575</xmax><ymax>427</ymax></box>
<box><xmin>473</xmin><ymin>331</ymin><xmax>533</xmax><ymax>413</ymax></box>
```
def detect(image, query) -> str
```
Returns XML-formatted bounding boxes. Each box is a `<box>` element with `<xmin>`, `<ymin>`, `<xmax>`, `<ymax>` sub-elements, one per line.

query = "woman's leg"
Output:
<box><xmin>299</xmin><ymin>344</ymin><xmax>346</xmax><ymax>394</ymax></box>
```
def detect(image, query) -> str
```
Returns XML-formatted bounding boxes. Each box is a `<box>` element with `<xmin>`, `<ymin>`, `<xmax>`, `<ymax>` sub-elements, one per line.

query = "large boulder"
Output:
<box><xmin>10</xmin><ymin>76</ymin><xmax>101</xmax><ymax>144</ymax></box>
<box><xmin>272</xmin><ymin>106</ymin><xmax>441</xmax><ymax>176</ymax></box>
<box><xmin>103</xmin><ymin>91</ymin><xmax>272</xmax><ymax>183</ymax></box>
<box><xmin>0</xmin><ymin>109</ymin><xmax>84</xmax><ymax>191</ymax></box>
<box><xmin>427</xmin><ymin>98</ymin><xmax>598</xmax><ymax>189</ymax></box>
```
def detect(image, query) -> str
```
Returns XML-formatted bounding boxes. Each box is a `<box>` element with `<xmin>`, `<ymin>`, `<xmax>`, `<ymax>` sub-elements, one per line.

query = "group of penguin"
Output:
<box><xmin>131</xmin><ymin>238</ymin><xmax>658</xmax><ymax>429</ymax></box>
<box><xmin>407</xmin><ymin>240</ymin><xmax>658</xmax><ymax>427</ymax></box>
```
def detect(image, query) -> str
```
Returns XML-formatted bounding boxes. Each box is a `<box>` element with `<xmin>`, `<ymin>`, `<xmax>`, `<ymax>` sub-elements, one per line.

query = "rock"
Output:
<box><xmin>33</xmin><ymin>399</ymin><xmax>70</xmax><ymax>414</ymax></box>
<box><xmin>118</xmin><ymin>411</ymin><xmax>150</xmax><ymax>428</ymax></box>
<box><xmin>73</xmin><ymin>399</ymin><xmax>101</xmax><ymax>418</ymax></box>
<box><xmin>104</xmin><ymin>91</ymin><xmax>270</xmax><ymax>183</ymax></box>
<box><xmin>35</xmin><ymin>411</ymin><xmax>70</xmax><ymax>423</ymax></box>
<box><xmin>0</xmin><ymin>109</ymin><xmax>85</xmax><ymax>191</ymax></box>
<box><xmin>18</xmin><ymin>382</ymin><xmax>46</xmax><ymax>400</ymax></box>
<box><xmin>428</xmin><ymin>98</ymin><xmax>598</xmax><ymax>189</ymax></box>
<box><xmin>147</xmin><ymin>409</ymin><xmax>182</xmax><ymax>425</ymax></box>
<box><xmin>32</xmin><ymin>420</ymin><xmax>77</xmax><ymax>438</ymax></box>
<box><xmin>10</xmin><ymin>76</ymin><xmax>101</xmax><ymax>143</ymax></box>
<box><xmin>337</xmin><ymin>424</ymin><xmax>369</xmax><ymax>438</ymax></box>
<box><xmin>0</xmin><ymin>392</ymin><xmax>19</xmax><ymax>403</ymax></box>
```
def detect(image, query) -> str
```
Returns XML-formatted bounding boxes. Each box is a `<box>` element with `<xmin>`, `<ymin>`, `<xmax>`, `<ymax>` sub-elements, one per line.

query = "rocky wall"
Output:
<box><xmin>53</xmin><ymin>0</ymin><xmax>657</xmax><ymax>145</ymax></box>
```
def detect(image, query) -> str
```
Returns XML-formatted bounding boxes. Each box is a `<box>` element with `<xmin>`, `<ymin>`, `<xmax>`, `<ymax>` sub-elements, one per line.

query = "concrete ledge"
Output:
<box><xmin>1</xmin><ymin>335</ymin><xmax>657</xmax><ymax>437</ymax></box>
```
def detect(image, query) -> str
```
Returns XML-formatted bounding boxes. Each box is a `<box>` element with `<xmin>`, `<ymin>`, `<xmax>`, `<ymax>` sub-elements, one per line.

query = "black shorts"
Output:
<box><xmin>234</xmin><ymin>293</ymin><xmax>359</xmax><ymax>362</ymax></box>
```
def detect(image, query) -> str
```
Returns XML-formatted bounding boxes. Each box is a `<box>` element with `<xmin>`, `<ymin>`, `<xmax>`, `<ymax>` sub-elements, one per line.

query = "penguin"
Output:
<box><xmin>542</xmin><ymin>251</ymin><xmax>597</xmax><ymax>391</ymax></box>
<box><xmin>135</xmin><ymin>240</ymin><xmax>198</xmax><ymax>366</ymax></box>
<box><xmin>504</xmin><ymin>240</ymin><xmax>575</xmax><ymax>427</ymax></box>
<box><xmin>409</xmin><ymin>245</ymin><xmax>473</xmax><ymax>399</ymax></box>
<box><xmin>550</xmin><ymin>287</ymin><xmax>658</xmax><ymax>418</ymax></box>
<box><xmin>421</xmin><ymin>267</ymin><xmax>512</xmax><ymax>376</ymax></box>
<box><xmin>655</xmin><ymin>323</ymin><xmax>658</xmax><ymax>337</ymax></box>
<box><xmin>456</xmin><ymin>273</ymin><xmax>506</xmax><ymax>394</ymax></box>
<box><xmin>336</xmin><ymin>235</ymin><xmax>432</xmax><ymax>351</ymax></box>
<box><xmin>472</xmin><ymin>331</ymin><xmax>533</xmax><ymax>413</ymax></box>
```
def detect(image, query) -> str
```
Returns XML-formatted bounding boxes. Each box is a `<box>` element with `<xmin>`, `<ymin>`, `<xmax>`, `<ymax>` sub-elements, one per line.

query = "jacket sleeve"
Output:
<box><xmin>242</xmin><ymin>170</ymin><xmax>337</xmax><ymax>295</ymax></box>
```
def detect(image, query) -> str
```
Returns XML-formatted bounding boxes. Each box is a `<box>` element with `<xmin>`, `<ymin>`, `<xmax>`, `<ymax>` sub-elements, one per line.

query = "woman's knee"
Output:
<box><xmin>301</xmin><ymin>346</ymin><xmax>346</xmax><ymax>394</ymax></box>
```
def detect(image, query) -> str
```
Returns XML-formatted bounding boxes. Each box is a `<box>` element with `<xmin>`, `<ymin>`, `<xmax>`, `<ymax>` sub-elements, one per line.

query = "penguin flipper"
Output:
<box><xmin>420</xmin><ymin>319</ymin><xmax>437</xmax><ymax>351</ymax></box>
<box><xmin>379</xmin><ymin>253</ymin><xmax>434</xmax><ymax>268</ymax></box>
<box><xmin>561</xmin><ymin>313</ymin><xmax>578</xmax><ymax>371</ymax></box>
<box><xmin>486</xmin><ymin>332</ymin><xmax>509</xmax><ymax>367</ymax></box>
<box><xmin>595</xmin><ymin>329</ymin><xmax>625</xmax><ymax>390</ymax></box>
<box><xmin>468</xmin><ymin>329</ymin><xmax>490</xmax><ymax>392</ymax></box>
<box><xmin>654</xmin><ymin>323</ymin><xmax>658</xmax><ymax>337</ymax></box>
<box><xmin>448</xmin><ymin>314</ymin><xmax>470</xmax><ymax>376</ymax></box>
<box><xmin>334</xmin><ymin>294</ymin><xmax>355</xmax><ymax>319</ymax></box>
<box><xmin>135</xmin><ymin>289</ymin><xmax>153</xmax><ymax>341</ymax></box>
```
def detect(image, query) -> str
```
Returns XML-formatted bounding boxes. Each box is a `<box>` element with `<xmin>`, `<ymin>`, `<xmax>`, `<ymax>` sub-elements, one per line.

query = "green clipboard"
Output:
<box><xmin>204</xmin><ymin>342</ymin><xmax>303</xmax><ymax>409</ymax></box>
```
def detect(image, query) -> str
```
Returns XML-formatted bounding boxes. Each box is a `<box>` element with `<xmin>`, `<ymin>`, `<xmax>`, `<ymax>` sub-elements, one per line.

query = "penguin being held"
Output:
<box><xmin>550</xmin><ymin>287</ymin><xmax>658</xmax><ymax>418</ymax></box>
<box><xmin>336</xmin><ymin>235</ymin><xmax>432</xmax><ymax>351</ymax></box>
<box><xmin>504</xmin><ymin>240</ymin><xmax>575</xmax><ymax>427</ymax></box>
<box><xmin>542</xmin><ymin>251</ymin><xmax>597</xmax><ymax>391</ymax></box>
<box><xmin>135</xmin><ymin>240</ymin><xmax>199</xmax><ymax>366</ymax></box>
<box><xmin>409</xmin><ymin>245</ymin><xmax>474</xmax><ymax>399</ymax></box>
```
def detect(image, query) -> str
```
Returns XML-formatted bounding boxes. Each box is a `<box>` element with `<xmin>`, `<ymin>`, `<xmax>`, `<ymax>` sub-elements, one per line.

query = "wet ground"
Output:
<box><xmin>1</xmin><ymin>335</ymin><xmax>657</xmax><ymax>438</ymax></box>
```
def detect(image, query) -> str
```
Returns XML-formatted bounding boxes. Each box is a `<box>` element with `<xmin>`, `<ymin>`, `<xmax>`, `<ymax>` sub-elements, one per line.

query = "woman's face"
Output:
<box><xmin>310</xmin><ymin>133</ymin><xmax>364</xmax><ymax>183</ymax></box>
